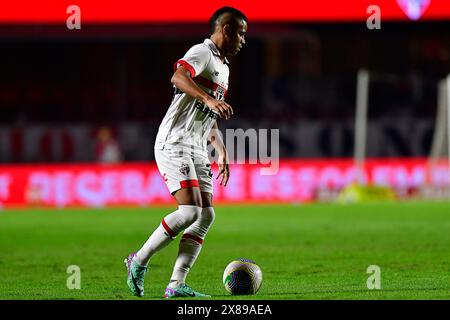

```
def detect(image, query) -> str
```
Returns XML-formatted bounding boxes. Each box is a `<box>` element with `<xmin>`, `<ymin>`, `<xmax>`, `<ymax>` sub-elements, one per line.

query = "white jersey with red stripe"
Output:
<box><xmin>155</xmin><ymin>38</ymin><xmax>230</xmax><ymax>157</ymax></box>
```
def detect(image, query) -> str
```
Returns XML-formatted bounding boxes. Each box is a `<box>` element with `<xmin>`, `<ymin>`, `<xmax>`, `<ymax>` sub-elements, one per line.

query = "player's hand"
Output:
<box><xmin>216</xmin><ymin>152</ymin><xmax>230</xmax><ymax>186</ymax></box>
<box><xmin>205</xmin><ymin>97</ymin><xmax>234</xmax><ymax>120</ymax></box>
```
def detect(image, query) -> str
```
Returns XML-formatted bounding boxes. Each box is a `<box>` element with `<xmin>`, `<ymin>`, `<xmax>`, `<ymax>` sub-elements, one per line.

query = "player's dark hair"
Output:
<box><xmin>209</xmin><ymin>6</ymin><xmax>248</xmax><ymax>35</ymax></box>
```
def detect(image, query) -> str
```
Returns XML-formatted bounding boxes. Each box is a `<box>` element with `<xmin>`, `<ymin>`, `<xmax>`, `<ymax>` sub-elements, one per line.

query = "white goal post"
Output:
<box><xmin>354</xmin><ymin>69</ymin><xmax>450</xmax><ymax>198</ymax></box>
<box><xmin>354</xmin><ymin>69</ymin><xmax>370</xmax><ymax>185</ymax></box>
<box><xmin>426</xmin><ymin>75</ymin><xmax>450</xmax><ymax>196</ymax></box>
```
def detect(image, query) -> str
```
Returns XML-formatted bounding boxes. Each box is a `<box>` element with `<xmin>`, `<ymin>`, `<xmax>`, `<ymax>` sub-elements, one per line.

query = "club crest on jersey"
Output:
<box><xmin>396</xmin><ymin>0</ymin><xmax>431</xmax><ymax>21</ymax></box>
<box><xmin>179</xmin><ymin>163</ymin><xmax>190</xmax><ymax>176</ymax></box>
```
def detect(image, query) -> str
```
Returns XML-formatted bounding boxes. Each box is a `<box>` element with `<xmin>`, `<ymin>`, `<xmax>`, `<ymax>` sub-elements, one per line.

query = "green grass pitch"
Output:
<box><xmin>1</xmin><ymin>202</ymin><xmax>450</xmax><ymax>300</ymax></box>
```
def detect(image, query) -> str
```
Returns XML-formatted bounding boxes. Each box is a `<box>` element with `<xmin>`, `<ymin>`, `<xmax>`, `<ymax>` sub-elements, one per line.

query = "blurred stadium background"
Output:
<box><xmin>1</xmin><ymin>0</ymin><xmax>450</xmax><ymax>207</ymax></box>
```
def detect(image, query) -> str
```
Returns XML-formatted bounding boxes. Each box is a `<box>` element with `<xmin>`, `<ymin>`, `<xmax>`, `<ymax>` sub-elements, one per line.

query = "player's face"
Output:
<box><xmin>225</xmin><ymin>19</ymin><xmax>247</xmax><ymax>56</ymax></box>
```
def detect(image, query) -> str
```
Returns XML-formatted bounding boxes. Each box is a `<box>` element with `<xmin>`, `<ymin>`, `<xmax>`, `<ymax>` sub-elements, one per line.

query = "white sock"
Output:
<box><xmin>135</xmin><ymin>223</ymin><xmax>172</xmax><ymax>266</ymax></box>
<box><xmin>169</xmin><ymin>238</ymin><xmax>202</xmax><ymax>287</ymax></box>
<box><xmin>135</xmin><ymin>205</ymin><xmax>201</xmax><ymax>266</ymax></box>
<box><xmin>169</xmin><ymin>207</ymin><xmax>215</xmax><ymax>285</ymax></box>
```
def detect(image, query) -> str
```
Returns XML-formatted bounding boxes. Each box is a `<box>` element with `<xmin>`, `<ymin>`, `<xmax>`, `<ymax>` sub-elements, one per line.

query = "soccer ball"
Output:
<box><xmin>223</xmin><ymin>258</ymin><xmax>263</xmax><ymax>295</ymax></box>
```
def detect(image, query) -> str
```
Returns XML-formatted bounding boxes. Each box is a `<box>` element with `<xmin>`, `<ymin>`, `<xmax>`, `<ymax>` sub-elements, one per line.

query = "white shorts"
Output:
<box><xmin>154</xmin><ymin>146</ymin><xmax>214</xmax><ymax>195</ymax></box>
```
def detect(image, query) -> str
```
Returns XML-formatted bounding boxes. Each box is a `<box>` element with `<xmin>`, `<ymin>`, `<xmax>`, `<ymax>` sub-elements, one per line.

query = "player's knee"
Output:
<box><xmin>201</xmin><ymin>207</ymin><xmax>215</xmax><ymax>227</ymax></box>
<box><xmin>183</xmin><ymin>207</ymin><xmax>215</xmax><ymax>240</ymax></box>
<box><xmin>178</xmin><ymin>205</ymin><xmax>202</xmax><ymax>228</ymax></box>
<box><xmin>197</xmin><ymin>207</ymin><xmax>216</xmax><ymax>234</ymax></box>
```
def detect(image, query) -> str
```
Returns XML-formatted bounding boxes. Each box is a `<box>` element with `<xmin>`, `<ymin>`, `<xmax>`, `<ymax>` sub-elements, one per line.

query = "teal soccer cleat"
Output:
<box><xmin>124</xmin><ymin>252</ymin><xmax>147</xmax><ymax>297</ymax></box>
<box><xmin>164</xmin><ymin>283</ymin><xmax>211</xmax><ymax>299</ymax></box>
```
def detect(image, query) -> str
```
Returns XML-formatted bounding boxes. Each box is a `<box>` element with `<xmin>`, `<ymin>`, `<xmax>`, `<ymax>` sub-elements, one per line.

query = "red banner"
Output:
<box><xmin>1</xmin><ymin>1</ymin><xmax>450</xmax><ymax>24</ymax></box>
<box><xmin>0</xmin><ymin>158</ymin><xmax>448</xmax><ymax>208</ymax></box>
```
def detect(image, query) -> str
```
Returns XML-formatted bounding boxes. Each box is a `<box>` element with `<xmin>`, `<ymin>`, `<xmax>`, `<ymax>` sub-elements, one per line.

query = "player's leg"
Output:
<box><xmin>125</xmin><ymin>148</ymin><xmax>201</xmax><ymax>297</ymax></box>
<box><xmin>133</xmin><ymin>156</ymin><xmax>202</xmax><ymax>266</ymax></box>
<box><xmin>126</xmin><ymin>189</ymin><xmax>202</xmax><ymax>297</ymax></box>
<box><xmin>165</xmin><ymin>157</ymin><xmax>215</xmax><ymax>298</ymax></box>
<box><xmin>168</xmin><ymin>192</ymin><xmax>214</xmax><ymax>286</ymax></box>
<box><xmin>134</xmin><ymin>191</ymin><xmax>202</xmax><ymax>266</ymax></box>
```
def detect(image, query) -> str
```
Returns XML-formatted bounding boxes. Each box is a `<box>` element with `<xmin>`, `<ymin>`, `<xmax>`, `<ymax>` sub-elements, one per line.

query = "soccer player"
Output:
<box><xmin>124</xmin><ymin>7</ymin><xmax>248</xmax><ymax>298</ymax></box>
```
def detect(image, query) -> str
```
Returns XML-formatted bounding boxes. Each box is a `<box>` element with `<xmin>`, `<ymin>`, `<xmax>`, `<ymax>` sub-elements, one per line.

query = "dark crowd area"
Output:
<box><xmin>1</xmin><ymin>22</ymin><xmax>449</xmax><ymax>125</ymax></box>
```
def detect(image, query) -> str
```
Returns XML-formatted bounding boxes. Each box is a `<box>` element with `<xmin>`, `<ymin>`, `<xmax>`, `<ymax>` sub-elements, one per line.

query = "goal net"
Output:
<box><xmin>422</xmin><ymin>76</ymin><xmax>450</xmax><ymax>199</ymax></box>
<box><xmin>340</xmin><ymin>70</ymin><xmax>450</xmax><ymax>203</ymax></box>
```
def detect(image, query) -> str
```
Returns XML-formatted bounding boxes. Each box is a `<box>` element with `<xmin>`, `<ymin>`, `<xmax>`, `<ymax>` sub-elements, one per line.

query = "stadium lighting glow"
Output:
<box><xmin>1</xmin><ymin>0</ymin><xmax>450</xmax><ymax>24</ymax></box>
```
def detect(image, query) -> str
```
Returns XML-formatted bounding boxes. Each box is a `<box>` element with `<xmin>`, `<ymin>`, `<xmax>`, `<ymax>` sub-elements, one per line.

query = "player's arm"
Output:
<box><xmin>209</xmin><ymin>121</ymin><xmax>230</xmax><ymax>186</ymax></box>
<box><xmin>171</xmin><ymin>66</ymin><xmax>233</xmax><ymax>120</ymax></box>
